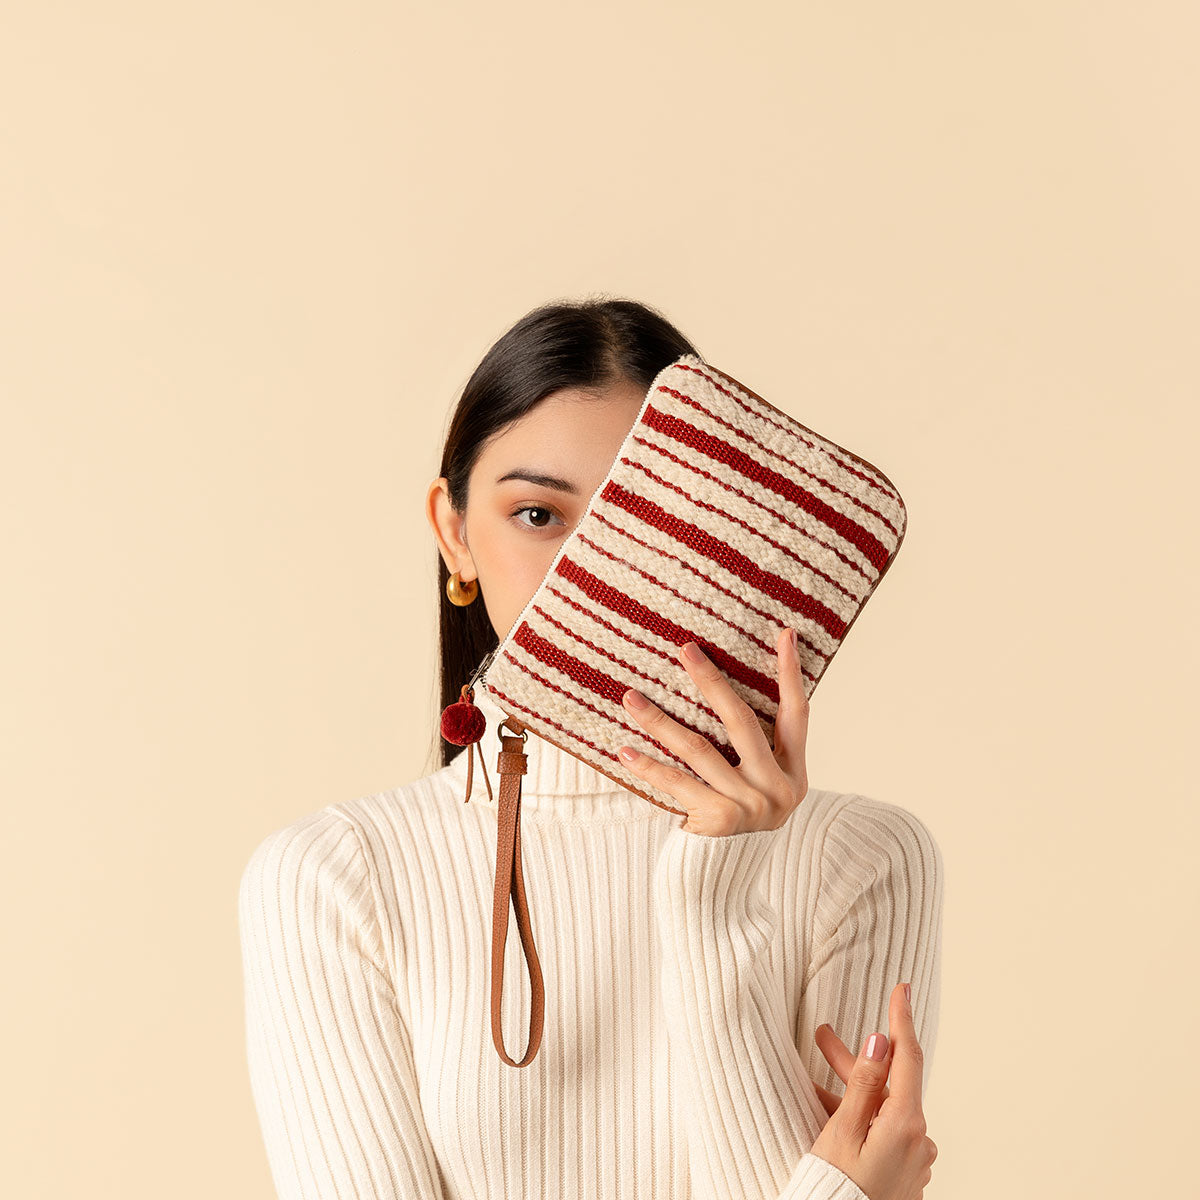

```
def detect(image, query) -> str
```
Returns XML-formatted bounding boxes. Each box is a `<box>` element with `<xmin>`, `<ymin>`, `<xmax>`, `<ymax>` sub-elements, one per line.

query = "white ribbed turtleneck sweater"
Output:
<box><xmin>238</xmin><ymin>691</ymin><xmax>944</xmax><ymax>1200</ymax></box>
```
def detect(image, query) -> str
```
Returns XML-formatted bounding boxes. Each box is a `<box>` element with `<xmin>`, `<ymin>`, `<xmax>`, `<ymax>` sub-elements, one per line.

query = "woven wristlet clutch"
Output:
<box><xmin>440</xmin><ymin>353</ymin><xmax>908</xmax><ymax>1068</ymax></box>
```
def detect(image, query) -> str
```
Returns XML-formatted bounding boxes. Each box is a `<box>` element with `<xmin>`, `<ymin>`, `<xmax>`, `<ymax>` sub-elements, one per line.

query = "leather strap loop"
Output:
<box><xmin>489</xmin><ymin>719</ymin><xmax>545</xmax><ymax>1067</ymax></box>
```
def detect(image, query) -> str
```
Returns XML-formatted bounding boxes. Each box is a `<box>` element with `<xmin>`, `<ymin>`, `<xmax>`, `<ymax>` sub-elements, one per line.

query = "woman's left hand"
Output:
<box><xmin>811</xmin><ymin>1020</ymin><xmax>893</xmax><ymax>1116</ymax></box>
<box><xmin>616</xmin><ymin>627</ymin><xmax>810</xmax><ymax>837</ymax></box>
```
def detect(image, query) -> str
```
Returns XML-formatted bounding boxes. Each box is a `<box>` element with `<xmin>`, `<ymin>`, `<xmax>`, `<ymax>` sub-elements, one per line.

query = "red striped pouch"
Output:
<box><xmin>442</xmin><ymin>352</ymin><xmax>908</xmax><ymax>1067</ymax></box>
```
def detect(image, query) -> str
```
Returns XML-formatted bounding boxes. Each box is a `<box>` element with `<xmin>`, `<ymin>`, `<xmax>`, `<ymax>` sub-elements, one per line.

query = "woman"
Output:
<box><xmin>238</xmin><ymin>297</ymin><xmax>943</xmax><ymax>1200</ymax></box>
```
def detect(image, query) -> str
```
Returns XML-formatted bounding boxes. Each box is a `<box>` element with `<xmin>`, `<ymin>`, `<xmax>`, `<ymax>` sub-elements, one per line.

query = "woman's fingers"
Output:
<box><xmin>620</xmin><ymin>681</ymin><xmax>748</xmax><ymax>802</ymax></box>
<box><xmin>816</xmin><ymin>1022</ymin><xmax>890</xmax><ymax>1103</ymax></box>
<box><xmin>671</xmin><ymin>638</ymin><xmax>779</xmax><ymax>781</ymax></box>
<box><xmin>772</xmin><ymin>624</ymin><xmax>811</xmax><ymax>773</ymax></box>
<box><xmin>824</xmin><ymin>987</ymin><xmax>912</xmax><ymax>1142</ymax></box>
<box><xmin>617</xmin><ymin>630</ymin><xmax>811</xmax><ymax>836</ymax></box>
<box><xmin>879</xmin><ymin>981</ymin><xmax>925</xmax><ymax>1118</ymax></box>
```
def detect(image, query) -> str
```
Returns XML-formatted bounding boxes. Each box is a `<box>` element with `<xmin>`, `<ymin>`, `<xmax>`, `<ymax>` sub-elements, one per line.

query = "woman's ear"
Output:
<box><xmin>426</xmin><ymin>476</ymin><xmax>476</xmax><ymax>580</ymax></box>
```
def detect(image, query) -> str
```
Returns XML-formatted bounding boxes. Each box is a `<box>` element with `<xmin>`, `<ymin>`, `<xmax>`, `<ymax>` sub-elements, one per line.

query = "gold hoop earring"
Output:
<box><xmin>446</xmin><ymin>570</ymin><xmax>478</xmax><ymax>606</ymax></box>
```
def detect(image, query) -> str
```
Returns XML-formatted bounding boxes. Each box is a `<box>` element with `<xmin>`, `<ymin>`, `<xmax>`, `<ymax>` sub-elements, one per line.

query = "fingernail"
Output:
<box><xmin>789</xmin><ymin>627</ymin><xmax>798</xmax><ymax>649</ymax></box>
<box><xmin>618</xmin><ymin>746</ymin><xmax>638</xmax><ymax>762</ymax></box>
<box><xmin>904</xmin><ymin>983</ymin><xmax>912</xmax><ymax>1009</ymax></box>
<box><xmin>624</xmin><ymin>688</ymin><xmax>649</xmax><ymax>709</ymax></box>
<box><xmin>865</xmin><ymin>1033</ymin><xmax>888</xmax><ymax>1060</ymax></box>
<box><xmin>682</xmin><ymin>641</ymin><xmax>704</xmax><ymax>663</ymax></box>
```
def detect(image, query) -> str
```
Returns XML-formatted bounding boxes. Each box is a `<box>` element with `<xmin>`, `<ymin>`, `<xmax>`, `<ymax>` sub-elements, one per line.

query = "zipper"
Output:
<box><xmin>467</xmin><ymin>642</ymin><xmax>500</xmax><ymax>691</ymax></box>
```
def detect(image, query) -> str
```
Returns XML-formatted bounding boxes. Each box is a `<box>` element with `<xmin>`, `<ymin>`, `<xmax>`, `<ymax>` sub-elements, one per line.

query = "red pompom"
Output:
<box><xmin>440</xmin><ymin>688</ymin><xmax>486</xmax><ymax>746</ymax></box>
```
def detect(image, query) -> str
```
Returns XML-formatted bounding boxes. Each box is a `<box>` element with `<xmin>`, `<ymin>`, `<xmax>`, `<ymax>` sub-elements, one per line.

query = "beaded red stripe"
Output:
<box><xmin>597</xmin><ymin>481</ymin><xmax>849</xmax><ymax>641</ymax></box>
<box><xmin>638</xmin><ymin>403</ymin><xmax>893</xmax><ymax>571</ymax></box>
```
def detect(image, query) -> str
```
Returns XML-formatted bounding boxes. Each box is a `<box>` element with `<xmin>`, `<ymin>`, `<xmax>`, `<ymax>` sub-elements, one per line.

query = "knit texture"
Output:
<box><xmin>238</xmin><ymin>690</ymin><xmax>944</xmax><ymax>1199</ymax></box>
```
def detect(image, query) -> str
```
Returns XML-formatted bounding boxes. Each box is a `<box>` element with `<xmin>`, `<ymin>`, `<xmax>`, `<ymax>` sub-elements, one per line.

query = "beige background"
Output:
<box><xmin>3</xmin><ymin>2</ymin><xmax>1195</xmax><ymax>1196</ymax></box>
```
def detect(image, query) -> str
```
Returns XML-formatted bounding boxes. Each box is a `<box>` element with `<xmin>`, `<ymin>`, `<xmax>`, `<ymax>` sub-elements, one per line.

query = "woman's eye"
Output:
<box><xmin>511</xmin><ymin>505</ymin><xmax>564</xmax><ymax>530</ymax></box>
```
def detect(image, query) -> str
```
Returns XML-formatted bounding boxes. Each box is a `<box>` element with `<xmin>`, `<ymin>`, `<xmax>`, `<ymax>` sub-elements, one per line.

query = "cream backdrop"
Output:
<box><xmin>3</xmin><ymin>3</ymin><xmax>1195</xmax><ymax>1197</ymax></box>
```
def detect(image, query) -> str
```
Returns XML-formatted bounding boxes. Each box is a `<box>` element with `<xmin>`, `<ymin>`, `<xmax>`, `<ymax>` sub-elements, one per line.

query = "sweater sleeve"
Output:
<box><xmin>652</xmin><ymin>796</ymin><xmax>944</xmax><ymax>1200</ymax></box>
<box><xmin>797</xmin><ymin>796</ymin><xmax>944</xmax><ymax>1106</ymax></box>
<box><xmin>237</xmin><ymin>808</ymin><xmax>447</xmax><ymax>1199</ymax></box>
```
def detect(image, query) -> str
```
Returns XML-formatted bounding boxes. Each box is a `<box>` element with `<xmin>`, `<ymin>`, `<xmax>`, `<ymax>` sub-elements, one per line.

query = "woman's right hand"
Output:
<box><xmin>806</xmin><ymin>982</ymin><xmax>939</xmax><ymax>1200</ymax></box>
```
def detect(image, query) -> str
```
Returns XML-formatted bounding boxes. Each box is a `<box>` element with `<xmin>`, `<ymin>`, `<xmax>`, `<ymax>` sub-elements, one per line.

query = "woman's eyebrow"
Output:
<box><xmin>494</xmin><ymin>469</ymin><xmax>581</xmax><ymax>495</ymax></box>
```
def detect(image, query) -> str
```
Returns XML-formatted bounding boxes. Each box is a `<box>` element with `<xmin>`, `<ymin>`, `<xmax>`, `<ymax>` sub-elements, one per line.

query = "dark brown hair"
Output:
<box><xmin>432</xmin><ymin>295</ymin><xmax>701</xmax><ymax>769</ymax></box>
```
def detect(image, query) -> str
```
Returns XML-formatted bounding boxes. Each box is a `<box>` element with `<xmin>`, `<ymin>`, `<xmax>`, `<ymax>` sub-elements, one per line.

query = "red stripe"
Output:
<box><xmin>655</xmin><ymin>381</ymin><xmax>901</xmax><ymax>540</ymax></box>
<box><xmin>627</xmin><ymin>433</ymin><xmax>871</xmax><ymax>597</ymax></box>
<box><xmin>510</xmin><ymin>622</ymin><xmax>743</xmax><ymax>768</ymax></box>
<box><xmin>640</xmin><ymin>402</ymin><xmax>892</xmax><ymax>572</ymax></box>
<box><xmin>588</xmin><ymin>511</ymin><xmax>827</xmax><ymax>671</ymax></box>
<box><xmin>530</xmin><ymin>599</ymin><xmax>742</xmax><ymax>726</ymax></box>
<box><xmin>536</xmin><ymin>583</ymin><xmax>780</xmax><ymax>726</ymax></box>
<box><xmin>619</xmin><ymin>454</ymin><xmax>852</xmax><ymax>616</ymax></box>
<box><xmin>600</xmin><ymin>480</ymin><xmax>849</xmax><ymax>641</ymax></box>
<box><xmin>552</xmin><ymin>554</ymin><xmax>785</xmax><ymax>705</ymax></box>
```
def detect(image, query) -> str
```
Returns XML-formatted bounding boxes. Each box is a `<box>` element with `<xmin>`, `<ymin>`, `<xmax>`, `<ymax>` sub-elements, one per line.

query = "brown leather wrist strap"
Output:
<box><xmin>489</xmin><ymin>719</ymin><xmax>545</xmax><ymax>1067</ymax></box>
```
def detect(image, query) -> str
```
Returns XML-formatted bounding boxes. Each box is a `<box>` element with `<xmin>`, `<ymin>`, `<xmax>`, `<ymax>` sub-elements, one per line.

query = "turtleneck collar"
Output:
<box><xmin>445</xmin><ymin>689</ymin><xmax>669</xmax><ymax>824</ymax></box>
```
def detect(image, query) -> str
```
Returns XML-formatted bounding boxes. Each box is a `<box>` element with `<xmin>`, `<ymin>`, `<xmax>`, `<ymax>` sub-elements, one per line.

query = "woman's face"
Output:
<box><xmin>427</xmin><ymin>378</ymin><xmax>646</xmax><ymax>639</ymax></box>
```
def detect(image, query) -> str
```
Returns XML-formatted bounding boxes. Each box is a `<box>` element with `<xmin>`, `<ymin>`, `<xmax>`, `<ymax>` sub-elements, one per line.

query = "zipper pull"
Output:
<box><xmin>467</xmin><ymin>643</ymin><xmax>499</xmax><ymax>690</ymax></box>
